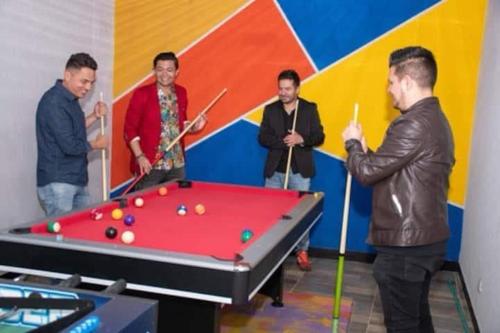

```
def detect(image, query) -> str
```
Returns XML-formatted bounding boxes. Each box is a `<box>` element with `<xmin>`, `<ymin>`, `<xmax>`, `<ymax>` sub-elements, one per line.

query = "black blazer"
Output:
<box><xmin>258</xmin><ymin>98</ymin><xmax>325</xmax><ymax>178</ymax></box>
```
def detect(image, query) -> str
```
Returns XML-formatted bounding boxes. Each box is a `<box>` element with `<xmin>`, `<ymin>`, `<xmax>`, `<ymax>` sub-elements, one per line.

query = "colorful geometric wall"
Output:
<box><xmin>112</xmin><ymin>0</ymin><xmax>487</xmax><ymax>261</ymax></box>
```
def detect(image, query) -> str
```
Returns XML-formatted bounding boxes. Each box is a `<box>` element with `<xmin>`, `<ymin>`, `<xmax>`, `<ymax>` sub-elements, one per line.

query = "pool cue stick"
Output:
<box><xmin>99</xmin><ymin>92</ymin><xmax>108</xmax><ymax>201</ymax></box>
<box><xmin>121</xmin><ymin>88</ymin><xmax>228</xmax><ymax>196</ymax></box>
<box><xmin>283</xmin><ymin>99</ymin><xmax>300</xmax><ymax>189</ymax></box>
<box><xmin>332</xmin><ymin>103</ymin><xmax>359</xmax><ymax>333</ymax></box>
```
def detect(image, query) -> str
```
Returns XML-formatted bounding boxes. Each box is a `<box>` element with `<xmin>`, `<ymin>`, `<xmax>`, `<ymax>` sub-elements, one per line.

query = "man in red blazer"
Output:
<box><xmin>124</xmin><ymin>52</ymin><xmax>206</xmax><ymax>190</ymax></box>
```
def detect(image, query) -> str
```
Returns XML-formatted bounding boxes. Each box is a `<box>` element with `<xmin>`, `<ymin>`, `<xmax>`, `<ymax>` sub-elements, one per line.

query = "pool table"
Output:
<box><xmin>0</xmin><ymin>180</ymin><xmax>324</xmax><ymax>332</ymax></box>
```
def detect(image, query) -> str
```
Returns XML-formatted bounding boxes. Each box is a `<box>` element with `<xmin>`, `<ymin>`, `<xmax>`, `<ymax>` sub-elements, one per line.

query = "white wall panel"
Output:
<box><xmin>0</xmin><ymin>1</ymin><xmax>113</xmax><ymax>226</ymax></box>
<box><xmin>460</xmin><ymin>1</ymin><xmax>500</xmax><ymax>331</ymax></box>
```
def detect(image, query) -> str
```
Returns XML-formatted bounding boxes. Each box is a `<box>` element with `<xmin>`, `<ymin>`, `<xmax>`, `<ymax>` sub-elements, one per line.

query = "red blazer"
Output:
<box><xmin>124</xmin><ymin>82</ymin><xmax>188</xmax><ymax>174</ymax></box>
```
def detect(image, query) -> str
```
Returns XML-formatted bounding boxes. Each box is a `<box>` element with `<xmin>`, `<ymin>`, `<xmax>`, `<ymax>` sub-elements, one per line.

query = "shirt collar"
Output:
<box><xmin>55</xmin><ymin>79</ymin><xmax>78</xmax><ymax>101</ymax></box>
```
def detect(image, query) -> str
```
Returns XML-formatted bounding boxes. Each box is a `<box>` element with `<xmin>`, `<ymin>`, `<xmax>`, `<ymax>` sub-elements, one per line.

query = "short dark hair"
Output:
<box><xmin>278</xmin><ymin>69</ymin><xmax>300</xmax><ymax>87</ymax></box>
<box><xmin>153</xmin><ymin>52</ymin><xmax>179</xmax><ymax>69</ymax></box>
<box><xmin>389</xmin><ymin>46</ymin><xmax>437</xmax><ymax>89</ymax></box>
<box><xmin>65</xmin><ymin>53</ymin><xmax>97</xmax><ymax>71</ymax></box>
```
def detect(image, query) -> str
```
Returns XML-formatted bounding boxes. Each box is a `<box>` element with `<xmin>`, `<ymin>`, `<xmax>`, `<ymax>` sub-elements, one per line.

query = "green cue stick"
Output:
<box><xmin>332</xmin><ymin>103</ymin><xmax>359</xmax><ymax>333</ymax></box>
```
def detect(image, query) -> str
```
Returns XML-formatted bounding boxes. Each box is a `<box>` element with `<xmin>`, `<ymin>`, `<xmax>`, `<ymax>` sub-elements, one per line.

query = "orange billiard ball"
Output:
<box><xmin>111</xmin><ymin>208</ymin><xmax>124</xmax><ymax>220</ymax></box>
<box><xmin>158</xmin><ymin>187</ymin><xmax>168</xmax><ymax>196</ymax></box>
<box><xmin>195</xmin><ymin>204</ymin><xmax>206</xmax><ymax>215</ymax></box>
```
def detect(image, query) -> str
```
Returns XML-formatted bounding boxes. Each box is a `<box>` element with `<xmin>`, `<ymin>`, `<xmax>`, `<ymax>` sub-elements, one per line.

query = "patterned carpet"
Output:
<box><xmin>221</xmin><ymin>292</ymin><xmax>352</xmax><ymax>333</ymax></box>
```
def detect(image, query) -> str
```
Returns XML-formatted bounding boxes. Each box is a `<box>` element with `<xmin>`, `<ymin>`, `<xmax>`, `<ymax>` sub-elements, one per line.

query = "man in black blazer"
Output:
<box><xmin>258</xmin><ymin>69</ymin><xmax>325</xmax><ymax>271</ymax></box>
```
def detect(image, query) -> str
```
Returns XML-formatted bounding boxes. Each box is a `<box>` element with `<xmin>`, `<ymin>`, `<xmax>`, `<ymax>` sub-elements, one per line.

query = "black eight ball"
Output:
<box><xmin>105</xmin><ymin>226</ymin><xmax>118</xmax><ymax>239</ymax></box>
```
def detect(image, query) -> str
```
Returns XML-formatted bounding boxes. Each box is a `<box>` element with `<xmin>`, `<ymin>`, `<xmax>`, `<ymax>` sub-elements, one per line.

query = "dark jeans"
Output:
<box><xmin>134</xmin><ymin>167</ymin><xmax>186</xmax><ymax>191</ymax></box>
<box><xmin>373</xmin><ymin>252</ymin><xmax>444</xmax><ymax>333</ymax></box>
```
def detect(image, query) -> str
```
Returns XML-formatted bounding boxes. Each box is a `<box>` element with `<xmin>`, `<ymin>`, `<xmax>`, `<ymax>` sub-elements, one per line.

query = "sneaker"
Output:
<box><xmin>296</xmin><ymin>250</ymin><xmax>312</xmax><ymax>271</ymax></box>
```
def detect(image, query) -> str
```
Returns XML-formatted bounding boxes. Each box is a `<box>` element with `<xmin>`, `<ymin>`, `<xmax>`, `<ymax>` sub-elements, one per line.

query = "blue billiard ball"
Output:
<box><xmin>177</xmin><ymin>204</ymin><xmax>187</xmax><ymax>216</ymax></box>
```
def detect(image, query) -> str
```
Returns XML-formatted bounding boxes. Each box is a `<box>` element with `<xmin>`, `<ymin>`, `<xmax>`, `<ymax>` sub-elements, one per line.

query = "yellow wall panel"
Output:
<box><xmin>247</xmin><ymin>0</ymin><xmax>486</xmax><ymax>206</ymax></box>
<box><xmin>114</xmin><ymin>0</ymin><xmax>249</xmax><ymax>97</ymax></box>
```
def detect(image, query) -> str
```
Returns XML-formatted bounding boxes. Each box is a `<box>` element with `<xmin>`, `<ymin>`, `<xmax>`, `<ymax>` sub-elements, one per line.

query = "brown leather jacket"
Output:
<box><xmin>345</xmin><ymin>97</ymin><xmax>455</xmax><ymax>247</ymax></box>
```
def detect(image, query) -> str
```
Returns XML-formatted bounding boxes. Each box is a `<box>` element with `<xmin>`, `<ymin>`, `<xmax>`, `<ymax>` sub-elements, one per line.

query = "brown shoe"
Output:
<box><xmin>296</xmin><ymin>250</ymin><xmax>312</xmax><ymax>271</ymax></box>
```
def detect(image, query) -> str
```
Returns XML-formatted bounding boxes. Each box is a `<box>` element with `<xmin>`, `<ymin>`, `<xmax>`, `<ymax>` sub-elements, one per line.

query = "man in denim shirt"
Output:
<box><xmin>36</xmin><ymin>53</ymin><xmax>108</xmax><ymax>217</ymax></box>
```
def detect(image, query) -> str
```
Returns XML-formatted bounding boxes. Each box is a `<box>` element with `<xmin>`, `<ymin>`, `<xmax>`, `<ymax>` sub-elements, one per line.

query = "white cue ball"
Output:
<box><xmin>121</xmin><ymin>230</ymin><xmax>135</xmax><ymax>244</ymax></box>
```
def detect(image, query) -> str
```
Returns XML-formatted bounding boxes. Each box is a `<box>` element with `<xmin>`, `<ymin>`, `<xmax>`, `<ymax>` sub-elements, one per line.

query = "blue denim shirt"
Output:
<box><xmin>36</xmin><ymin>80</ymin><xmax>92</xmax><ymax>186</ymax></box>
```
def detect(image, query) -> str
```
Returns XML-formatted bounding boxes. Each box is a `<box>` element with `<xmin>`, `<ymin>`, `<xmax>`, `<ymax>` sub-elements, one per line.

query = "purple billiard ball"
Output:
<box><xmin>123</xmin><ymin>214</ymin><xmax>135</xmax><ymax>226</ymax></box>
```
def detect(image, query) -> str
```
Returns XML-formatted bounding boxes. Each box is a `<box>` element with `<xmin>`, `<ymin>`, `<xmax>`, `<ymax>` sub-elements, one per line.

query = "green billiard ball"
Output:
<box><xmin>47</xmin><ymin>221</ymin><xmax>61</xmax><ymax>233</ymax></box>
<box><xmin>240</xmin><ymin>229</ymin><xmax>253</xmax><ymax>243</ymax></box>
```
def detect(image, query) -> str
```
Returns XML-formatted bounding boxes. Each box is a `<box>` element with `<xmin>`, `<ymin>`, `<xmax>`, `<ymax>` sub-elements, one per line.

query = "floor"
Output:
<box><xmin>0</xmin><ymin>257</ymin><xmax>476</xmax><ymax>332</ymax></box>
<box><xmin>283</xmin><ymin>256</ymin><xmax>476</xmax><ymax>333</ymax></box>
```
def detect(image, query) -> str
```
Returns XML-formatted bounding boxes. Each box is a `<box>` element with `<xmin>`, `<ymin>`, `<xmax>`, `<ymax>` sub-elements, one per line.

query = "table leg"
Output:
<box><xmin>259</xmin><ymin>265</ymin><xmax>284</xmax><ymax>307</ymax></box>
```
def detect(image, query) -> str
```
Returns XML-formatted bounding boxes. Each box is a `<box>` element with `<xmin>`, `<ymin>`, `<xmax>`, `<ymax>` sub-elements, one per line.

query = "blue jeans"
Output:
<box><xmin>265</xmin><ymin>172</ymin><xmax>311</xmax><ymax>251</ymax></box>
<box><xmin>37</xmin><ymin>183</ymin><xmax>90</xmax><ymax>217</ymax></box>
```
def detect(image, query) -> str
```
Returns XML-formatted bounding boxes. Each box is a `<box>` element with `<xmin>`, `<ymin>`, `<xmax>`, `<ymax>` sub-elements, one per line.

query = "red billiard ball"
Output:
<box><xmin>90</xmin><ymin>208</ymin><xmax>103</xmax><ymax>221</ymax></box>
<box><xmin>123</xmin><ymin>214</ymin><xmax>135</xmax><ymax>226</ymax></box>
<box><xmin>158</xmin><ymin>187</ymin><xmax>168</xmax><ymax>196</ymax></box>
<box><xmin>134</xmin><ymin>197</ymin><xmax>144</xmax><ymax>208</ymax></box>
<box><xmin>105</xmin><ymin>227</ymin><xmax>117</xmax><ymax>239</ymax></box>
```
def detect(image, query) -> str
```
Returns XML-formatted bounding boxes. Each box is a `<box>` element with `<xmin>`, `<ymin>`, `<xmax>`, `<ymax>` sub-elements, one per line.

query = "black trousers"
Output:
<box><xmin>134</xmin><ymin>167</ymin><xmax>186</xmax><ymax>191</ymax></box>
<box><xmin>373</xmin><ymin>252</ymin><xmax>444</xmax><ymax>333</ymax></box>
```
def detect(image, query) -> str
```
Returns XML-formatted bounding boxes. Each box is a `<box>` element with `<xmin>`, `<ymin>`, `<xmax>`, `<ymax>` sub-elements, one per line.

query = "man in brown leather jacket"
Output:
<box><xmin>342</xmin><ymin>46</ymin><xmax>455</xmax><ymax>332</ymax></box>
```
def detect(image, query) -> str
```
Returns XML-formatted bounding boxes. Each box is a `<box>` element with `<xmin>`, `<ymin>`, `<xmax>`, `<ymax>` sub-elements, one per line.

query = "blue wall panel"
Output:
<box><xmin>277</xmin><ymin>0</ymin><xmax>441</xmax><ymax>69</ymax></box>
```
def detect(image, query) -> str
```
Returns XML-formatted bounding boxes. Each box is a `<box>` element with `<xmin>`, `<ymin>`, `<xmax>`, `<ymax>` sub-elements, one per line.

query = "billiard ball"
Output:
<box><xmin>177</xmin><ymin>204</ymin><xmax>187</xmax><ymax>216</ymax></box>
<box><xmin>240</xmin><ymin>229</ymin><xmax>253</xmax><ymax>243</ymax></box>
<box><xmin>158</xmin><ymin>187</ymin><xmax>168</xmax><ymax>196</ymax></box>
<box><xmin>90</xmin><ymin>208</ymin><xmax>103</xmax><ymax>221</ymax></box>
<box><xmin>47</xmin><ymin>221</ymin><xmax>61</xmax><ymax>233</ymax></box>
<box><xmin>111</xmin><ymin>208</ymin><xmax>123</xmax><ymax>220</ymax></box>
<box><xmin>105</xmin><ymin>226</ymin><xmax>117</xmax><ymax>239</ymax></box>
<box><xmin>123</xmin><ymin>214</ymin><xmax>135</xmax><ymax>226</ymax></box>
<box><xmin>134</xmin><ymin>197</ymin><xmax>144</xmax><ymax>208</ymax></box>
<box><xmin>194</xmin><ymin>204</ymin><xmax>205</xmax><ymax>215</ymax></box>
<box><xmin>121</xmin><ymin>230</ymin><xmax>135</xmax><ymax>244</ymax></box>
